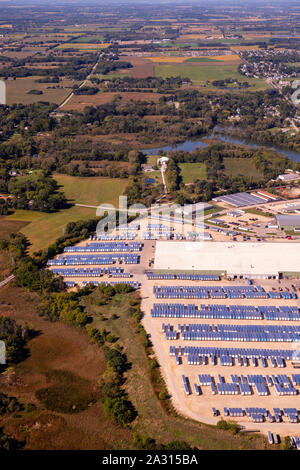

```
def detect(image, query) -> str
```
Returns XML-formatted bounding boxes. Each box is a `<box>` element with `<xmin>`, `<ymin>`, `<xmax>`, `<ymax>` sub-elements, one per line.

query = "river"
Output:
<box><xmin>142</xmin><ymin>129</ymin><xmax>300</xmax><ymax>163</ymax></box>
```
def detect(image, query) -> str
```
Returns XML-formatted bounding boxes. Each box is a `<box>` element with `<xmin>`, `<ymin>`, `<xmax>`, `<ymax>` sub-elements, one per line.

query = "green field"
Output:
<box><xmin>71</xmin><ymin>35</ymin><xmax>105</xmax><ymax>43</ymax></box>
<box><xmin>184</xmin><ymin>57</ymin><xmax>221</xmax><ymax>63</ymax></box>
<box><xmin>4</xmin><ymin>175</ymin><xmax>128</xmax><ymax>252</ymax></box>
<box><xmin>54</xmin><ymin>174</ymin><xmax>128</xmax><ymax>207</ymax></box>
<box><xmin>92</xmin><ymin>73</ymin><xmax>130</xmax><ymax>80</ymax></box>
<box><xmin>55</xmin><ymin>43</ymin><xmax>110</xmax><ymax>50</ymax></box>
<box><xmin>146</xmin><ymin>155</ymin><xmax>159</xmax><ymax>166</ymax></box>
<box><xmin>6</xmin><ymin>206</ymin><xmax>95</xmax><ymax>252</ymax></box>
<box><xmin>223</xmin><ymin>157</ymin><xmax>263</xmax><ymax>181</ymax></box>
<box><xmin>154</xmin><ymin>64</ymin><xmax>268</xmax><ymax>90</ymax></box>
<box><xmin>179</xmin><ymin>162</ymin><xmax>207</xmax><ymax>183</ymax></box>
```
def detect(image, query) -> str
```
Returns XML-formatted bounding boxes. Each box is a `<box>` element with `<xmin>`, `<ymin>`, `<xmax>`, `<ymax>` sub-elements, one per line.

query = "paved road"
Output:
<box><xmin>57</xmin><ymin>53</ymin><xmax>102</xmax><ymax>110</ymax></box>
<box><xmin>161</xmin><ymin>163</ymin><xmax>168</xmax><ymax>194</ymax></box>
<box><xmin>0</xmin><ymin>274</ymin><xmax>14</xmax><ymax>289</ymax></box>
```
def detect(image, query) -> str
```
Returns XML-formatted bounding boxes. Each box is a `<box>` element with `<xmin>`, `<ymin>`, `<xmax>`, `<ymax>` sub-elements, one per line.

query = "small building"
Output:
<box><xmin>141</xmin><ymin>164</ymin><xmax>154</xmax><ymax>172</ymax></box>
<box><xmin>157</xmin><ymin>156</ymin><xmax>169</xmax><ymax>166</ymax></box>
<box><xmin>208</xmin><ymin>218</ymin><xmax>225</xmax><ymax>225</ymax></box>
<box><xmin>227</xmin><ymin>210</ymin><xmax>244</xmax><ymax>217</ymax></box>
<box><xmin>278</xmin><ymin>173</ymin><xmax>299</xmax><ymax>182</ymax></box>
<box><xmin>276</xmin><ymin>215</ymin><xmax>300</xmax><ymax>232</ymax></box>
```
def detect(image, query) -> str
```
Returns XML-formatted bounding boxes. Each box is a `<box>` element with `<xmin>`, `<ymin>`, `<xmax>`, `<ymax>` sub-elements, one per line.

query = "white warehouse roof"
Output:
<box><xmin>276</xmin><ymin>215</ymin><xmax>300</xmax><ymax>226</ymax></box>
<box><xmin>154</xmin><ymin>241</ymin><xmax>300</xmax><ymax>276</ymax></box>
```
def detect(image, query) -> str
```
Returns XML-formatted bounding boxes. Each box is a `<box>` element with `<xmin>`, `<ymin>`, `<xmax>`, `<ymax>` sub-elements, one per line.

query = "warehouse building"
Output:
<box><xmin>275</xmin><ymin>215</ymin><xmax>300</xmax><ymax>233</ymax></box>
<box><xmin>154</xmin><ymin>241</ymin><xmax>300</xmax><ymax>279</ymax></box>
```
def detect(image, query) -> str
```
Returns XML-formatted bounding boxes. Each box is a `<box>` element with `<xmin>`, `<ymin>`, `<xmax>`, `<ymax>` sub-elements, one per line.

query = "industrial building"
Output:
<box><xmin>275</xmin><ymin>215</ymin><xmax>300</xmax><ymax>233</ymax></box>
<box><xmin>213</xmin><ymin>191</ymin><xmax>280</xmax><ymax>208</ymax></box>
<box><xmin>278</xmin><ymin>173</ymin><xmax>299</xmax><ymax>182</ymax></box>
<box><xmin>154</xmin><ymin>241</ymin><xmax>300</xmax><ymax>279</ymax></box>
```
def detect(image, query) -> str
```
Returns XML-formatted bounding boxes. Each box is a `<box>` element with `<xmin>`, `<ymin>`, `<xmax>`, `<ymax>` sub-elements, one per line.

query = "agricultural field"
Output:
<box><xmin>6</xmin><ymin>77</ymin><xmax>77</xmax><ymax>105</ymax></box>
<box><xmin>148</xmin><ymin>55</ymin><xmax>241</xmax><ymax>64</ymax></box>
<box><xmin>71</xmin><ymin>35</ymin><xmax>105</xmax><ymax>43</ymax></box>
<box><xmin>64</xmin><ymin>90</ymin><xmax>163</xmax><ymax>112</ymax></box>
<box><xmin>55</xmin><ymin>43</ymin><xmax>111</xmax><ymax>50</ymax></box>
<box><xmin>154</xmin><ymin>63</ymin><xmax>269</xmax><ymax>90</ymax></box>
<box><xmin>126</xmin><ymin>56</ymin><xmax>155</xmax><ymax>78</ymax></box>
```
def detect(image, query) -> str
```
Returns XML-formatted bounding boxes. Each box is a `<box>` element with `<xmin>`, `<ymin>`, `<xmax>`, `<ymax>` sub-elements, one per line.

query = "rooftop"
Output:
<box><xmin>275</xmin><ymin>215</ymin><xmax>300</xmax><ymax>226</ymax></box>
<box><xmin>154</xmin><ymin>241</ymin><xmax>300</xmax><ymax>276</ymax></box>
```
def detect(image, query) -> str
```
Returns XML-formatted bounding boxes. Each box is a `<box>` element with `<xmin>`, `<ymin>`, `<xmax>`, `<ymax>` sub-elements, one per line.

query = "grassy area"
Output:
<box><xmin>223</xmin><ymin>158</ymin><xmax>263</xmax><ymax>181</ymax></box>
<box><xmin>0</xmin><ymin>283</ymin><xmax>132</xmax><ymax>450</ymax></box>
<box><xmin>3</xmin><ymin>210</ymin><xmax>43</xmax><ymax>222</ymax></box>
<box><xmin>0</xmin><ymin>217</ymin><xmax>29</xmax><ymax>238</ymax></box>
<box><xmin>154</xmin><ymin>63</ymin><xmax>268</xmax><ymax>90</ymax></box>
<box><xmin>246</xmin><ymin>208</ymin><xmax>275</xmax><ymax>218</ymax></box>
<box><xmin>184</xmin><ymin>57</ymin><xmax>225</xmax><ymax>63</ymax></box>
<box><xmin>6</xmin><ymin>206</ymin><xmax>95</xmax><ymax>252</ymax></box>
<box><xmin>204</xmin><ymin>207</ymin><xmax>221</xmax><ymax>216</ymax></box>
<box><xmin>179</xmin><ymin>162</ymin><xmax>207</xmax><ymax>183</ymax></box>
<box><xmin>146</xmin><ymin>155</ymin><xmax>159</xmax><ymax>166</ymax></box>
<box><xmin>83</xmin><ymin>289</ymin><xmax>273</xmax><ymax>449</ymax></box>
<box><xmin>4</xmin><ymin>175</ymin><xmax>128</xmax><ymax>251</ymax></box>
<box><xmin>54</xmin><ymin>173</ymin><xmax>128</xmax><ymax>207</ymax></box>
<box><xmin>55</xmin><ymin>43</ymin><xmax>111</xmax><ymax>50</ymax></box>
<box><xmin>35</xmin><ymin>369</ymin><xmax>97</xmax><ymax>414</ymax></box>
<box><xmin>92</xmin><ymin>73</ymin><xmax>130</xmax><ymax>80</ymax></box>
<box><xmin>71</xmin><ymin>35</ymin><xmax>105</xmax><ymax>43</ymax></box>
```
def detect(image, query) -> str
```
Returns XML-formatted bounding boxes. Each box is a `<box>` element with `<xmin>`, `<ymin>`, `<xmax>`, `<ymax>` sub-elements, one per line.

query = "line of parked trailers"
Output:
<box><xmin>218</xmin><ymin>407</ymin><xmax>299</xmax><ymax>425</ymax></box>
<box><xmin>212</xmin><ymin>406</ymin><xmax>299</xmax><ymax>424</ymax></box>
<box><xmin>65</xmin><ymin>280</ymin><xmax>140</xmax><ymax>289</ymax></box>
<box><xmin>152</xmin><ymin>303</ymin><xmax>300</xmax><ymax>320</ymax></box>
<box><xmin>51</xmin><ymin>267</ymin><xmax>132</xmax><ymax>278</ymax></box>
<box><xmin>183</xmin><ymin>373</ymin><xmax>298</xmax><ymax>397</ymax></box>
<box><xmin>146</xmin><ymin>272</ymin><xmax>220</xmax><ymax>281</ymax></box>
<box><xmin>164</xmin><ymin>323</ymin><xmax>300</xmax><ymax>342</ymax></box>
<box><xmin>169</xmin><ymin>344</ymin><xmax>293</xmax><ymax>360</ymax></box>
<box><xmin>64</xmin><ymin>242</ymin><xmax>143</xmax><ymax>253</ymax></box>
<box><xmin>48</xmin><ymin>253</ymin><xmax>140</xmax><ymax>266</ymax></box>
<box><xmin>169</xmin><ymin>344</ymin><xmax>294</xmax><ymax>368</ymax></box>
<box><xmin>153</xmin><ymin>285</ymin><xmax>297</xmax><ymax>299</ymax></box>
